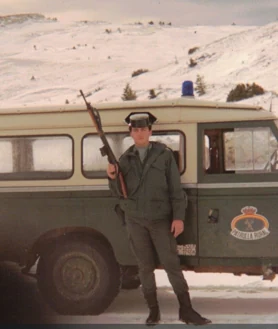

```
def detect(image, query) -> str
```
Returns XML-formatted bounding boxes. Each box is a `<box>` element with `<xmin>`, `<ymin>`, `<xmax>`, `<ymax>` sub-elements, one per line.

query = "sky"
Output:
<box><xmin>0</xmin><ymin>0</ymin><xmax>278</xmax><ymax>26</ymax></box>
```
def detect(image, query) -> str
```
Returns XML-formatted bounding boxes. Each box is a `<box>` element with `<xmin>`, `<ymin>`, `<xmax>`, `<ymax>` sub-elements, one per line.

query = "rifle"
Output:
<box><xmin>80</xmin><ymin>90</ymin><xmax>127</xmax><ymax>199</ymax></box>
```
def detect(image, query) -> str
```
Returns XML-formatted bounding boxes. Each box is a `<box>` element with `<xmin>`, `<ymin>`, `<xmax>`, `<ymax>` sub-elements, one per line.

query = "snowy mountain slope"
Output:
<box><xmin>0</xmin><ymin>14</ymin><xmax>277</xmax><ymax>110</ymax></box>
<box><xmin>189</xmin><ymin>22</ymin><xmax>278</xmax><ymax>98</ymax></box>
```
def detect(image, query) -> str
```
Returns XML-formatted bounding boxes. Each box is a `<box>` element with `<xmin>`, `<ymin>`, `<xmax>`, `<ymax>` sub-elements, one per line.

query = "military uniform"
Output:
<box><xmin>109</xmin><ymin>141</ymin><xmax>189</xmax><ymax>295</ymax></box>
<box><xmin>108</xmin><ymin>113</ymin><xmax>211</xmax><ymax>326</ymax></box>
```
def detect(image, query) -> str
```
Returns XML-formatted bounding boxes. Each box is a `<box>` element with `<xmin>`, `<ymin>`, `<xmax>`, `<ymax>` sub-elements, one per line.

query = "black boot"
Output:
<box><xmin>177</xmin><ymin>292</ymin><xmax>211</xmax><ymax>325</ymax></box>
<box><xmin>144</xmin><ymin>292</ymin><xmax>161</xmax><ymax>326</ymax></box>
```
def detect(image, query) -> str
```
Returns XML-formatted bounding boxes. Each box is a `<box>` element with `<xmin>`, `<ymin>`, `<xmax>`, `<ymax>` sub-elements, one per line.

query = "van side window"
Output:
<box><xmin>0</xmin><ymin>136</ymin><xmax>73</xmax><ymax>180</ymax></box>
<box><xmin>82</xmin><ymin>133</ymin><xmax>127</xmax><ymax>178</ymax></box>
<box><xmin>204</xmin><ymin>127</ymin><xmax>278</xmax><ymax>174</ymax></box>
<box><xmin>82</xmin><ymin>131</ymin><xmax>185</xmax><ymax>178</ymax></box>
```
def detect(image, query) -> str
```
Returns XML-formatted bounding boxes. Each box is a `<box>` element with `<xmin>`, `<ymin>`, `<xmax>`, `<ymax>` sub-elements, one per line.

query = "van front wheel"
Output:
<box><xmin>37</xmin><ymin>239</ymin><xmax>121</xmax><ymax>315</ymax></box>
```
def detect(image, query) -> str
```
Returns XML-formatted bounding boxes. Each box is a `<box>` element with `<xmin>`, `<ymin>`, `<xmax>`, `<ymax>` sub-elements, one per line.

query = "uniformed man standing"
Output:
<box><xmin>107</xmin><ymin>113</ymin><xmax>211</xmax><ymax>326</ymax></box>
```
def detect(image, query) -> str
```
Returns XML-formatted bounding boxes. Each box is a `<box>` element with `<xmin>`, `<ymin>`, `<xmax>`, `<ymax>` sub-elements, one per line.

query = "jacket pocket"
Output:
<box><xmin>150</xmin><ymin>160</ymin><xmax>166</xmax><ymax>171</ymax></box>
<box><xmin>148</xmin><ymin>160</ymin><xmax>168</xmax><ymax>194</ymax></box>
<box><xmin>120</xmin><ymin>198</ymin><xmax>137</xmax><ymax>212</ymax></box>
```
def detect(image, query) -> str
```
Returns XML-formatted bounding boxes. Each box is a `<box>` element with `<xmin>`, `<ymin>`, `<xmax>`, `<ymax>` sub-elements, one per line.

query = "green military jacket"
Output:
<box><xmin>109</xmin><ymin>141</ymin><xmax>186</xmax><ymax>221</ymax></box>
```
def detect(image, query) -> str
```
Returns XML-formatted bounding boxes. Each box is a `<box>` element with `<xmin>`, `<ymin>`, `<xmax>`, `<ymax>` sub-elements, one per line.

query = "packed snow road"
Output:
<box><xmin>0</xmin><ymin>262</ymin><xmax>277</xmax><ymax>324</ymax></box>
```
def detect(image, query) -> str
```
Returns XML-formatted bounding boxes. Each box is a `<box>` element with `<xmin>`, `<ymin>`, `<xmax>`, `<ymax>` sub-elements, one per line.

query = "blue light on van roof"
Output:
<box><xmin>182</xmin><ymin>80</ymin><xmax>194</xmax><ymax>97</ymax></box>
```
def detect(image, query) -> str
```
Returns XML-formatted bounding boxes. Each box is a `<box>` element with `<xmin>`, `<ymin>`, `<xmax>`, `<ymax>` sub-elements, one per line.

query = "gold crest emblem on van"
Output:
<box><xmin>230</xmin><ymin>206</ymin><xmax>270</xmax><ymax>240</ymax></box>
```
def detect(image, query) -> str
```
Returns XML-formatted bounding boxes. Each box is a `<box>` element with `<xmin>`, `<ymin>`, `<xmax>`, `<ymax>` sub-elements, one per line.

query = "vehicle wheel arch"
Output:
<box><xmin>24</xmin><ymin>227</ymin><xmax>115</xmax><ymax>271</ymax></box>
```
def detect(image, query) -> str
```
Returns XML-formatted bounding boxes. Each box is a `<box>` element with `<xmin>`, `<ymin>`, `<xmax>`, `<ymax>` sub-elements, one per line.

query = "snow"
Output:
<box><xmin>0</xmin><ymin>14</ymin><xmax>277</xmax><ymax>112</ymax></box>
<box><xmin>44</xmin><ymin>270</ymin><xmax>278</xmax><ymax>324</ymax></box>
<box><xmin>1</xmin><ymin>14</ymin><xmax>278</xmax><ymax>324</ymax></box>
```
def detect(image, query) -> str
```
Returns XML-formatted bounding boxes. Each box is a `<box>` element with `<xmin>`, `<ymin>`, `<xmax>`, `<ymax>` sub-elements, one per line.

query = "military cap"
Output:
<box><xmin>125</xmin><ymin>112</ymin><xmax>157</xmax><ymax>127</ymax></box>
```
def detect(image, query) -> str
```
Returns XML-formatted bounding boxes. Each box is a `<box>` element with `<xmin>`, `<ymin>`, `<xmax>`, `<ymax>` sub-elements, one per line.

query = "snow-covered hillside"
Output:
<box><xmin>0</xmin><ymin>14</ymin><xmax>277</xmax><ymax>112</ymax></box>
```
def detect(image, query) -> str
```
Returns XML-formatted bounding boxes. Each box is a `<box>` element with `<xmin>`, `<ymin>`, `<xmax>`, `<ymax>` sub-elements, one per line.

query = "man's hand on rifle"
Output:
<box><xmin>107</xmin><ymin>163</ymin><xmax>118</xmax><ymax>180</ymax></box>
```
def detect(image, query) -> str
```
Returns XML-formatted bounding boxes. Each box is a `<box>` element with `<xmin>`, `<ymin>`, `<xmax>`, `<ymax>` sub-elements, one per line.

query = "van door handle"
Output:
<box><xmin>208</xmin><ymin>208</ymin><xmax>219</xmax><ymax>223</ymax></box>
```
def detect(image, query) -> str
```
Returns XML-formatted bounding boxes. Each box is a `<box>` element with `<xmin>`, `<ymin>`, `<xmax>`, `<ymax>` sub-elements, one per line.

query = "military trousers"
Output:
<box><xmin>125</xmin><ymin>216</ymin><xmax>189</xmax><ymax>296</ymax></box>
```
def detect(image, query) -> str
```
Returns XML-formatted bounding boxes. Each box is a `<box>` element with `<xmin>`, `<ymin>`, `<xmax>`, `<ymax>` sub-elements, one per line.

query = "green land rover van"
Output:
<box><xmin>0</xmin><ymin>96</ymin><xmax>277</xmax><ymax>314</ymax></box>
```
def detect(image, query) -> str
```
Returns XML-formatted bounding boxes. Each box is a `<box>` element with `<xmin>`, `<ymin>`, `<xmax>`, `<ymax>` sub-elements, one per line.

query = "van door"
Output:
<box><xmin>197</xmin><ymin>121</ymin><xmax>278</xmax><ymax>261</ymax></box>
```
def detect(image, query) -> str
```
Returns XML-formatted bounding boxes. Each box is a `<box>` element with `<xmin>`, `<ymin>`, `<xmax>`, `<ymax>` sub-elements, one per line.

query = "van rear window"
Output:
<box><xmin>0</xmin><ymin>135</ymin><xmax>73</xmax><ymax>180</ymax></box>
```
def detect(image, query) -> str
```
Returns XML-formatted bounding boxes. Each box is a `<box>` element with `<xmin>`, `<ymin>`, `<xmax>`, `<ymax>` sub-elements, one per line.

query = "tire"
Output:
<box><xmin>37</xmin><ymin>238</ymin><xmax>121</xmax><ymax>315</ymax></box>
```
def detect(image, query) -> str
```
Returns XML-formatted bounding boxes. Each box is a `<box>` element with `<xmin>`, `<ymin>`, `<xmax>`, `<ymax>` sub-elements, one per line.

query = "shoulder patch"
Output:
<box><xmin>165</xmin><ymin>146</ymin><xmax>176</xmax><ymax>158</ymax></box>
<box><xmin>165</xmin><ymin>146</ymin><xmax>174</xmax><ymax>153</ymax></box>
<box><xmin>151</xmin><ymin>141</ymin><xmax>167</xmax><ymax>150</ymax></box>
